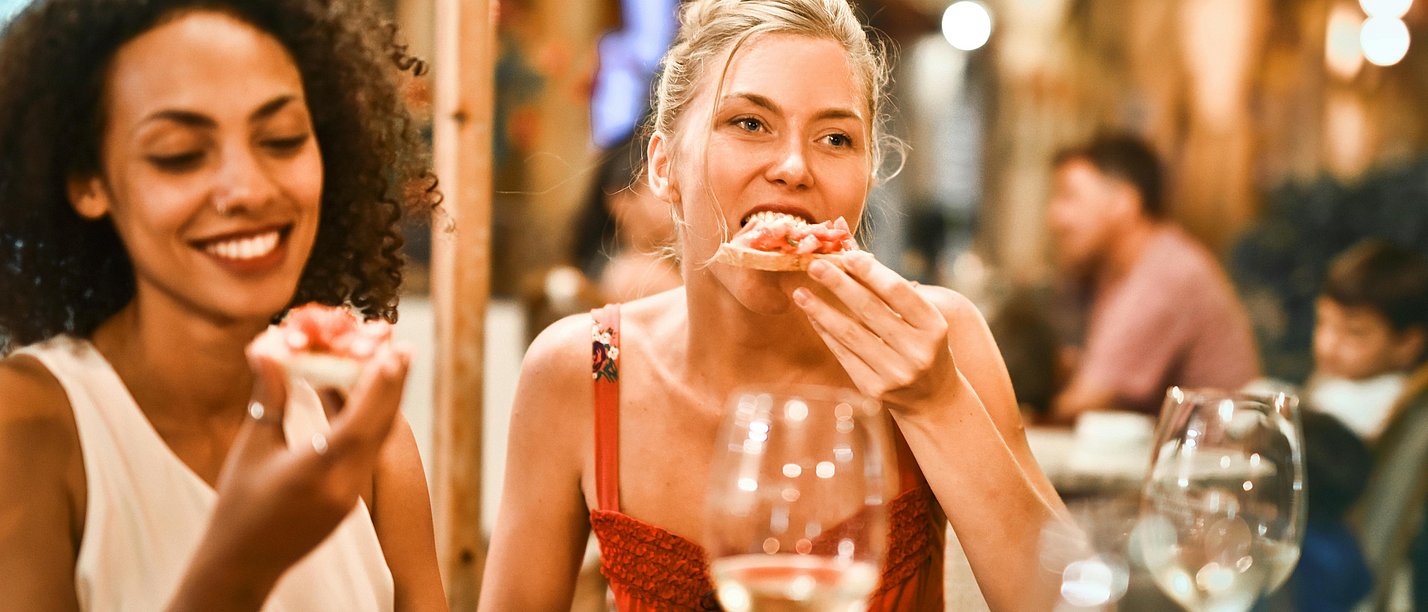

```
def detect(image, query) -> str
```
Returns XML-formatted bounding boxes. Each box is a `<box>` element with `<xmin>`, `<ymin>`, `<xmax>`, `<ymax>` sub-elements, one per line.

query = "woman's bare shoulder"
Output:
<box><xmin>0</xmin><ymin>353</ymin><xmax>73</xmax><ymax>428</ymax></box>
<box><xmin>0</xmin><ymin>352</ymin><xmax>81</xmax><ymax>504</ymax></box>
<box><xmin>521</xmin><ymin>312</ymin><xmax>600</xmax><ymax>384</ymax></box>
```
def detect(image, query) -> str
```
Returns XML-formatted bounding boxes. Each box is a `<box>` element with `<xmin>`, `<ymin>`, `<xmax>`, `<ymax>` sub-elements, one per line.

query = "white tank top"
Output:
<box><xmin>18</xmin><ymin>336</ymin><xmax>395</xmax><ymax>612</ymax></box>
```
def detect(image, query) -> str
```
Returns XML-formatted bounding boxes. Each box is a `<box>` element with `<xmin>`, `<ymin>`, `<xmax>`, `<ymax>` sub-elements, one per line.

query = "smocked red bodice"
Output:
<box><xmin>589</xmin><ymin>304</ymin><xmax>946</xmax><ymax>611</ymax></box>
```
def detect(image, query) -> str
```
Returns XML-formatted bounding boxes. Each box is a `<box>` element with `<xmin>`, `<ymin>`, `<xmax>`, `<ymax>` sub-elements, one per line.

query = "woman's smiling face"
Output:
<box><xmin>70</xmin><ymin>9</ymin><xmax>323</xmax><ymax>324</ymax></box>
<box><xmin>651</xmin><ymin>32</ymin><xmax>873</xmax><ymax>313</ymax></box>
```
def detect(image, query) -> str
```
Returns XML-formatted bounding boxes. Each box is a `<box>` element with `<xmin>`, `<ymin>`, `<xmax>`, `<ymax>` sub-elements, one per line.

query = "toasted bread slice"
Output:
<box><xmin>281</xmin><ymin>353</ymin><xmax>364</xmax><ymax>391</ymax></box>
<box><xmin>714</xmin><ymin>243</ymin><xmax>853</xmax><ymax>271</ymax></box>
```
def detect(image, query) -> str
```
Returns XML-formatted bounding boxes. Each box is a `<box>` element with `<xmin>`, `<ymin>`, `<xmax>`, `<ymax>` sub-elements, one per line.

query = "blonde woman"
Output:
<box><xmin>482</xmin><ymin>0</ymin><xmax>1067</xmax><ymax>609</ymax></box>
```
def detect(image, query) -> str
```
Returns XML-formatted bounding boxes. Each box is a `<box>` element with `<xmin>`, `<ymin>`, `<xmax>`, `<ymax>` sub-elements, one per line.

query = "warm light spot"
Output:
<box><xmin>1361</xmin><ymin>17</ymin><xmax>1410</xmax><ymax>66</ymax></box>
<box><xmin>942</xmin><ymin>1</ymin><xmax>992</xmax><ymax>51</ymax></box>
<box><xmin>1361</xmin><ymin>0</ymin><xmax>1413</xmax><ymax>18</ymax></box>
<box><xmin>784</xmin><ymin>399</ymin><xmax>809</xmax><ymax>422</ymax></box>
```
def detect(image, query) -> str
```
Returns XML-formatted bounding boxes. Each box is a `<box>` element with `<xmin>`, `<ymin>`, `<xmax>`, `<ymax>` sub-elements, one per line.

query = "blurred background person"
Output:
<box><xmin>1306</xmin><ymin>238</ymin><xmax>1428</xmax><ymax>442</ymax></box>
<box><xmin>570</xmin><ymin>132</ymin><xmax>682</xmax><ymax>304</ymax></box>
<box><xmin>522</xmin><ymin>133</ymin><xmax>682</xmax><ymax>344</ymax></box>
<box><xmin>1045</xmin><ymin>133</ymin><xmax>1260</xmax><ymax>423</ymax></box>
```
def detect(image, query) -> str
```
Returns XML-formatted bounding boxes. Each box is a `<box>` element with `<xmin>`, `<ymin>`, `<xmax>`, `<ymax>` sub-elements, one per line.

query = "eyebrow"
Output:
<box><xmin>137</xmin><ymin>95</ymin><xmax>301</xmax><ymax>130</ymax></box>
<box><xmin>721</xmin><ymin>92</ymin><xmax>863</xmax><ymax>123</ymax></box>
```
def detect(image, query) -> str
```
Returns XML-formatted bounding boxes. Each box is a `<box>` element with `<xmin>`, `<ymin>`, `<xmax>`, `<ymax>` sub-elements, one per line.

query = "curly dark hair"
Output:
<box><xmin>0</xmin><ymin>0</ymin><xmax>439</xmax><ymax>352</ymax></box>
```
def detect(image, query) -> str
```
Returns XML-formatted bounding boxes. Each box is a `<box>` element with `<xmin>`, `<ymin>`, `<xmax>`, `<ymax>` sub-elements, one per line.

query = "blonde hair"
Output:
<box><xmin>650</xmin><ymin>0</ymin><xmax>897</xmax><ymax>180</ymax></box>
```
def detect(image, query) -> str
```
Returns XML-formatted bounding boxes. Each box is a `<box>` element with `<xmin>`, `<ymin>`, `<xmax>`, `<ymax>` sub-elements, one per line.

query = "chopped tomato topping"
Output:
<box><xmin>730</xmin><ymin>213</ymin><xmax>857</xmax><ymax>254</ymax></box>
<box><xmin>281</xmin><ymin>304</ymin><xmax>392</xmax><ymax>358</ymax></box>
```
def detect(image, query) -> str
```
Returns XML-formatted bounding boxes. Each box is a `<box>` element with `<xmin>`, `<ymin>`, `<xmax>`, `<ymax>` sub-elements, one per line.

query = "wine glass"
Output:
<box><xmin>1135</xmin><ymin>387</ymin><xmax>1305</xmax><ymax>612</ymax></box>
<box><xmin>1040</xmin><ymin>494</ymin><xmax>1139</xmax><ymax>611</ymax></box>
<box><xmin>704</xmin><ymin>385</ymin><xmax>894</xmax><ymax>612</ymax></box>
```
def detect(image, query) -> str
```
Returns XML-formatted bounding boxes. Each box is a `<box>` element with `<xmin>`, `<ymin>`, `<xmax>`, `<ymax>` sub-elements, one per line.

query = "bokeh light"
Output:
<box><xmin>942</xmin><ymin>1</ymin><xmax>993</xmax><ymax>52</ymax></box>
<box><xmin>1360</xmin><ymin>16</ymin><xmax>1411</xmax><ymax>66</ymax></box>
<box><xmin>1360</xmin><ymin>0</ymin><xmax>1413</xmax><ymax>19</ymax></box>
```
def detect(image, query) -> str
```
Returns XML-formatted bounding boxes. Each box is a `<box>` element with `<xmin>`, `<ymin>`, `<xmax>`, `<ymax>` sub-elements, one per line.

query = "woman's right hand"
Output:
<box><xmin>166</xmin><ymin>343</ymin><xmax>410</xmax><ymax>611</ymax></box>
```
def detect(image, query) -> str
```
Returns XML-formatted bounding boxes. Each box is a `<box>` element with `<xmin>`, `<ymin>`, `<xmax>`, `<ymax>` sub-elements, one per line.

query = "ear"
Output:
<box><xmin>67</xmin><ymin>175</ymin><xmax>111</xmax><ymax>220</ymax></box>
<box><xmin>646</xmin><ymin>131</ymin><xmax>679</xmax><ymax>204</ymax></box>
<box><xmin>1391</xmin><ymin>326</ymin><xmax>1426</xmax><ymax>370</ymax></box>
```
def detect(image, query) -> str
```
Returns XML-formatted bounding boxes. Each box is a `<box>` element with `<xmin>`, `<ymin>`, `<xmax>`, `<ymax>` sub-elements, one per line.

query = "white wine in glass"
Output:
<box><xmin>1138</xmin><ymin>388</ymin><xmax>1305</xmax><ymax>612</ymax></box>
<box><xmin>704</xmin><ymin>386</ymin><xmax>893</xmax><ymax>612</ymax></box>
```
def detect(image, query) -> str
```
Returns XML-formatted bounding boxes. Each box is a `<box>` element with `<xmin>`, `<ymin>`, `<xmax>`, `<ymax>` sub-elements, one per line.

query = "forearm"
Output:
<box><xmin>1050</xmin><ymin>378</ymin><xmax>1115</xmax><ymax>424</ymax></box>
<box><xmin>891</xmin><ymin>373</ymin><xmax>1066</xmax><ymax>611</ymax></box>
<box><xmin>165</xmin><ymin>541</ymin><xmax>283</xmax><ymax>612</ymax></box>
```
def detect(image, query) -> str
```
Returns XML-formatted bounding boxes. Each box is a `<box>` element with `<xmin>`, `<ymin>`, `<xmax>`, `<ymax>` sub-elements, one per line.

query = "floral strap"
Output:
<box><xmin>593</xmin><ymin>304</ymin><xmax>621</xmax><ymax>512</ymax></box>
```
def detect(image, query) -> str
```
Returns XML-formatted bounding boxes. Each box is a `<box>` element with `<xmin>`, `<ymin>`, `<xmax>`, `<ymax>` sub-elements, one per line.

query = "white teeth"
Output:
<box><xmin>744</xmin><ymin>211</ymin><xmax>809</xmax><ymax>227</ymax></box>
<box><xmin>203</xmin><ymin>230</ymin><xmax>280</xmax><ymax>261</ymax></box>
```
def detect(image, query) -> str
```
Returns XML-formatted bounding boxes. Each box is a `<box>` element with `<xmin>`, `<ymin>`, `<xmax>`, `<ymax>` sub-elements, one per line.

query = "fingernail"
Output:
<box><xmin>792</xmin><ymin>288</ymin><xmax>811</xmax><ymax>306</ymax></box>
<box><xmin>808</xmin><ymin>260</ymin><xmax>829</xmax><ymax>279</ymax></box>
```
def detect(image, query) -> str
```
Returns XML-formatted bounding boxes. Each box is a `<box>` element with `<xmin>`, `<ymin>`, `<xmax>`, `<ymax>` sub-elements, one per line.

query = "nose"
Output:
<box><xmin>211</xmin><ymin>146</ymin><xmax>278</xmax><ymax>216</ymax></box>
<box><xmin>765</xmin><ymin>136</ymin><xmax>813</xmax><ymax>190</ymax></box>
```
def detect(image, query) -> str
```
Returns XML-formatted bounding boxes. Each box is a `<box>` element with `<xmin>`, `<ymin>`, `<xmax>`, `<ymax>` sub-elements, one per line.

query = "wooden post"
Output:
<box><xmin>431</xmin><ymin>0</ymin><xmax>493</xmax><ymax>607</ymax></box>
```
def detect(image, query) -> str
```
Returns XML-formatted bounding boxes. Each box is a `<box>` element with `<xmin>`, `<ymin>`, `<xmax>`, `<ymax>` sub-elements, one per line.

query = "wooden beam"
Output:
<box><xmin>431</xmin><ymin>0</ymin><xmax>493</xmax><ymax>607</ymax></box>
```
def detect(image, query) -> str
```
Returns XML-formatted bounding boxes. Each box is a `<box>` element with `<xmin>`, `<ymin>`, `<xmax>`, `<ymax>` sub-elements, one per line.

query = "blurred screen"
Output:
<box><xmin>590</xmin><ymin>0</ymin><xmax>677</xmax><ymax>148</ymax></box>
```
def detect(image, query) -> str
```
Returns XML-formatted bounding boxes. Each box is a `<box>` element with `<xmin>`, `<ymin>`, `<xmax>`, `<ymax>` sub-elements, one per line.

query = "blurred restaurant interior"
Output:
<box><xmin>392</xmin><ymin>0</ymin><xmax>1428</xmax><ymax>608</ymax></box>
<box><xmin>384</xmin><ymin>0</ymin><xmax>1428</xmax><ymax>383</ymax></box>
<box><xmin>5</xmin><ymin>0</ymin><xmax>1428</xmax><ymax>608</ymax></box>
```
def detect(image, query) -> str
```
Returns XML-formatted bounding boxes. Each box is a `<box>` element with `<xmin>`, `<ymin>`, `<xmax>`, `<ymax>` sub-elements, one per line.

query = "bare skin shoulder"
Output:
<box><xmin>0</xmin><ymin>353</ymin><xmax>86</xmax><ymax>610</ymax></box>
<box><xmin>479</xmin><ymin>311</ymin><xmax>601</xmax><ymax>610</ymax></box>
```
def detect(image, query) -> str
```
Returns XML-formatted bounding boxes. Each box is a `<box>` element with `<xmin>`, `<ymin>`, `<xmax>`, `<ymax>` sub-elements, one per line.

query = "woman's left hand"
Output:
<box><xmin>793</xmin><ymin>252</ymin><xmax>958</xmax><ymax>411</ymax></box>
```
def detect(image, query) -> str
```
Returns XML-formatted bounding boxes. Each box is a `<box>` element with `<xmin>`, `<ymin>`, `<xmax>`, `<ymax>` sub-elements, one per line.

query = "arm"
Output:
<box><xmin>0</xmin><ymin>357</ymin><xmax>83</xmax><ymax>612</ymax></box>
<box><xmin>794</xmin><ymin>253</ymin><xmax>1068</xmax><ymax>611</ymax></box>
<box><xmin>1048</xmin><ymin>377</ymin><xmax>1117</xmax><ymax>424</ymax></box>
<box><xmin>478</xmin><ymin>315</ymin><xmax>594</xmax><ymax>611</ymax></box>
<box><xmin>372</xmin><ymin>413</ymin><xmax>447</xmax><ymax>611</ymax></box>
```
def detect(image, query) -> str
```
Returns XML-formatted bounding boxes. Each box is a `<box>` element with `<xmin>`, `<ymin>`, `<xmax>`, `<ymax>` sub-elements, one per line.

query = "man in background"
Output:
<box><xmin>1047</xmin><ymin>133</ymin><xmax>1260</xmax><ymax>421</ymax></box>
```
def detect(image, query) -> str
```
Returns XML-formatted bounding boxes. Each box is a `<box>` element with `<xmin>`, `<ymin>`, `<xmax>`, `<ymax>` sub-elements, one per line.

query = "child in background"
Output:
<box><xmin>1306</xmin><ymin>239</ymin><xmax>1428</xmax><ymax>441</ymax></box>
<box><xmin>1303</xmin><ymin>238</ymin><xmax>1428</xmax><ymax>610</ymax></box>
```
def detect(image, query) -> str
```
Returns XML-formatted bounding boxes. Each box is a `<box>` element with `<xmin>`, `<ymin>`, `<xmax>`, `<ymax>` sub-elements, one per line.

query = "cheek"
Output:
<box><xmin>108</xmin><ymin>182</ymin><xmax>200</xmax><ymax>244</ymax></box>
<box><xmin>287</xmin><ymin>152</ymin><xmax>325</xmax><ymax>209</ymax></box>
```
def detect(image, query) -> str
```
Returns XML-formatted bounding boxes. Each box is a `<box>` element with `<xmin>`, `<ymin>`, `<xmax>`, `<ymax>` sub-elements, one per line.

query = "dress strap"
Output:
<box><xmin>592</xmin><ymin>304</ymin><xmax>622</xmax><ymax>512</ymax></box>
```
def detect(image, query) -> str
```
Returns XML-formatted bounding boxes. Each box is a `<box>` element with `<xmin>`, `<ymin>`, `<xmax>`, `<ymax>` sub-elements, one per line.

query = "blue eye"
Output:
<box><xmin>733</xmin><ymin>117</ymin><xmax>764</xmax><ymax>132</ymax></box>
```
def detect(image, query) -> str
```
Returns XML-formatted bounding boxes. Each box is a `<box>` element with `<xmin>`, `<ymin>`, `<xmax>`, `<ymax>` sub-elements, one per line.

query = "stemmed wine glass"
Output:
<box><xmin>1136</xmin><ymin>387</ymin><xmax>1305</xmax><ymax>612</ymax></box>
<box><xmin>704</xmin><ymin>385</ymin><xmax>894</xmax><ymax>612</ymax></box>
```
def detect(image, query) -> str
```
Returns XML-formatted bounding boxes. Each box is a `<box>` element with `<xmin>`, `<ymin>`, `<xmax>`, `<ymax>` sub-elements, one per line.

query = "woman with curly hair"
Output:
<box><xmin>0</xmin><ymin>0</ymin><xmax>445</xmax><ymax>609</ymax></box>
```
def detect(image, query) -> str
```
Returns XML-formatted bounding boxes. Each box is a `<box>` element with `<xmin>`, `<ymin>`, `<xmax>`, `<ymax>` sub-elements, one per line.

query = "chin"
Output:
<box><xmin>717</xmin><ymin>266</ymin><xmax>802</xmax><ymax>316</ymax></box>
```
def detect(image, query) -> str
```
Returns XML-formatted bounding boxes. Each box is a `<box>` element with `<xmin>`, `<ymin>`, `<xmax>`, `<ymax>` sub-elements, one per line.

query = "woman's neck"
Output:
<box><xmin>91</xmin><ymin>295</ymin><xmax>267</xmax><ymax>425</ymax></box>
<box><xmin>680</xmin><ymin>277</ymin><xmax>851</xmax><ymax>390</ymax></box>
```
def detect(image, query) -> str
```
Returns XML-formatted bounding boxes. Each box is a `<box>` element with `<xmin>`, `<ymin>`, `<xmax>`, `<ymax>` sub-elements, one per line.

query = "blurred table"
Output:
<box><xmin>1025</xmin><ymin>425</ymin><xmax>1150</xmax><ymax>497</ymax></box>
